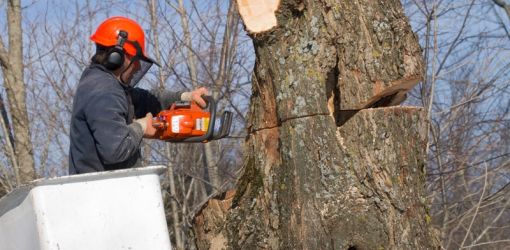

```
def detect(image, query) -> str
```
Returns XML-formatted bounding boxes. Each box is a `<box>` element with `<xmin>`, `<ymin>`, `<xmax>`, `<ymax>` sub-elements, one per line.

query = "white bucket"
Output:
<box><xmin>0</xmin><ymin>166</ymin><xmax>172</xmax><ymax>250</ymax></box>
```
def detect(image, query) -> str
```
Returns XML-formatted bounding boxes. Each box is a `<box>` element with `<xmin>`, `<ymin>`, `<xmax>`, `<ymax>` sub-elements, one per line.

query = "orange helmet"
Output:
<box><xmin>90</xmin><ymin>16</ymin><xmax>154</xmax><ymax>62</ymax></box>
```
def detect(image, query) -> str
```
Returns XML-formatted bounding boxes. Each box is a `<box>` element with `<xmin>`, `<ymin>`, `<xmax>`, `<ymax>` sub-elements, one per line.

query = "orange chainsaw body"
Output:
<box><xmin>153</xmin><ymin>102</ymin><xmax>210</xmax><ymax>140</ymax></box>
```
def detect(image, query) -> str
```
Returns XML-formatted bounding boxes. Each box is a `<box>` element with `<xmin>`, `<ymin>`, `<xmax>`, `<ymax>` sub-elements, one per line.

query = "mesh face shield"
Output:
<box><xmin>127</xmin><ymin>59</ymin><xmax>152</xmax><ymax>87</ymax></box>
<box><xmin>122</xmin><ymin>40</ymin><xmax>160</xmax><ymax>87</ymax></box>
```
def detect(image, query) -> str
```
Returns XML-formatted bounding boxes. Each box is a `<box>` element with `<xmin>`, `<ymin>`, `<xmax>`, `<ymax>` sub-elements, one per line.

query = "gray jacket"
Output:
<box><xmin>69</xmin><ymin>64</ymin><xmax>181</xmax><ymax>174</ymax></box>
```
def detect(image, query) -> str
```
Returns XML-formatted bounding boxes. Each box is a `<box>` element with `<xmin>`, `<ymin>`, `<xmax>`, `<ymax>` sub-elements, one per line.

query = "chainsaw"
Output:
<box><xmin>152</xmin><ymin>96</ymin><xmax>232</xmax><ymax>143</ymax></box>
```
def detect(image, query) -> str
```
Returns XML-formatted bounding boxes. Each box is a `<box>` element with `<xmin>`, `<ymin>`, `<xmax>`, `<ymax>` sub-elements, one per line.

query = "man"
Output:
<box><xmin>69</xmin><ymin>16</ymin><xmax>207</xmax><ymax>174</ymax></box>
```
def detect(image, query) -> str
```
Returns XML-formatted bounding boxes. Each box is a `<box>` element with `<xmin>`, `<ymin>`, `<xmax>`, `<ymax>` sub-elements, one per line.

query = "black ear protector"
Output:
<box><xmin>104</xmin><ymin>30</ymin><xmax>128</xmax><ymax>70</ymax></box>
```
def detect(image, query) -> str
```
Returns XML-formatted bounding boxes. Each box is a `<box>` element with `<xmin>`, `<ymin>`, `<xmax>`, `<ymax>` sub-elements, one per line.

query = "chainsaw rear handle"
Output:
<box><xmin>176</xmin><ymin>97</ymin><xmax>233</xmax><ymax>143</ymax></box>
<box><xmin>214</xmin><ymin>110</ymin><xmax>232</xmax><ymax>140</ymax></box>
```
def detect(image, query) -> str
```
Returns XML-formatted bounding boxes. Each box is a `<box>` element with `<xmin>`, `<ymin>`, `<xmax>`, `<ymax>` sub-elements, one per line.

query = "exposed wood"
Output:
<box><xmin>335</xmin><ymin>76</ymin><xmax>422</xmax><ymax>125</ymax></box>
<box><xmin>237</xmin><ymin>0</ymin><xmax>281</xmax><ymax>33</ymax></box>
<box><xmin>359</xmin><ymin>76</ymin><xmax>421</xmax><ymax>109</ymax></box>
<box><xmin>193</xmin><ymin>189</ymin><xmax>235</xmax><ymax>250</ymax></box>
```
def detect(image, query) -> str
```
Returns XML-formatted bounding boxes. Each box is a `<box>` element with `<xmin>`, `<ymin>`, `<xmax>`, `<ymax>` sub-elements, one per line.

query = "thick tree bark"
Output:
<box><xmin>0</xmin><ymin>0</ymin><xmax>36</xmax><ymax>186</ymax></box>
<box><xmin>193</xmin><ymin>0</ymin><xmax>439</xmax><ymax>249</ymax></box>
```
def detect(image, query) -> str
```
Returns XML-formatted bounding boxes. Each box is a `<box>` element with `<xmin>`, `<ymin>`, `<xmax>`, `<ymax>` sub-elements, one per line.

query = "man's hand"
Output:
<box><xmin>181</xmin><ymin>87</ymin><xmax>209</xmax><ymax>108</ymax></box>
<box><xmin>134</xmin><ymin>113</ymin><xmax>158</xmax><ymax>138</ymax></box>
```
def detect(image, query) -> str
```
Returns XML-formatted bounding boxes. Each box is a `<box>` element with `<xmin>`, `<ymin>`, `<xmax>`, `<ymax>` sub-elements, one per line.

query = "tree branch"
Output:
<box><xmin>493</xmin><ymin>0</ymin><xmax>510</xmax><ymax>22</ymax></box>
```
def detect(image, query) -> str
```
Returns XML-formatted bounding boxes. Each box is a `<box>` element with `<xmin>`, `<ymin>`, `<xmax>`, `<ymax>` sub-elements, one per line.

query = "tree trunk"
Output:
<box><xmin>0</xmin><ymin>0</ymin><xmax>36</xmax><ymax>186</ymax></box>
<box><xmin>192</xmin><ymin>0</ymin><xmax>439</xmax><ymax>249</ymax></box>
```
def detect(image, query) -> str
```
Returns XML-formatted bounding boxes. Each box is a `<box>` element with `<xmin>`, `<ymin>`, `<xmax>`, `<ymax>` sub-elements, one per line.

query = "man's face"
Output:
<box><xmin>120</xmin><ymin>54</ymin><xmax>141</xmax><ymax>85</ymax></box>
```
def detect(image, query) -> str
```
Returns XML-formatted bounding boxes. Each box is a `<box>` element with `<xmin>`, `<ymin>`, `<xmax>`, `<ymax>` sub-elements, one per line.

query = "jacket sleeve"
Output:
<box><xmin>85</xmin><ymin>90</ymin><xmax>144</xmax><ymax>165</ymax></box>
<box><xmin>130</xmin><ymin>88</ymin><xmax>183</xmax><ymax>118</ymax></box>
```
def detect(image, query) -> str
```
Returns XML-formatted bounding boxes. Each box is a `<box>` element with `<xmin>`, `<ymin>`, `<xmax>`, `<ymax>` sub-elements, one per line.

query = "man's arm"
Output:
<box><xmin>130</xmin><ymin>88</ymin><xmax>183</xmax><ymax>118</ymax></box>
<box><xmin>130</xmin><ymin>87</ymin><xmax>209</xmax><ymax>119</ymax></box>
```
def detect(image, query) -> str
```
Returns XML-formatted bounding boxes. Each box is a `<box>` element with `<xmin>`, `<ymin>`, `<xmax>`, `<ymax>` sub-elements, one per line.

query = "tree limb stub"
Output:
<box><xmin>237</xmin><ymin>0</ymin><xmax>281</xmax><ymax>33</ymax></box>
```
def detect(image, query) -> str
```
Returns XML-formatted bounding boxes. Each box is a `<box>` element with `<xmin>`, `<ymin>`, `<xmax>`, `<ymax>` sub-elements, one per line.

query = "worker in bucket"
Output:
<box><xmin>69</xmin><ymin>16</ymin><xmax>207</xmax><ymax>174</ymax></box>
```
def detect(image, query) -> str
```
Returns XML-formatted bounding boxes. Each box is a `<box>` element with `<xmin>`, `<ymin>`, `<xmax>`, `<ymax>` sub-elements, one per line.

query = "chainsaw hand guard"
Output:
<box><xmin>152</xmin><ymin>96</ymin><xmax>232</xmax><ymax>143</ymax></box>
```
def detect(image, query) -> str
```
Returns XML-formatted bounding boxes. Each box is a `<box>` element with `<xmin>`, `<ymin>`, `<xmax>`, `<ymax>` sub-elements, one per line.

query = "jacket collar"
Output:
<box><xmin>89</xmin><ymin>63</ymin><xmax>132</xmax><ymax>91</ymax></box>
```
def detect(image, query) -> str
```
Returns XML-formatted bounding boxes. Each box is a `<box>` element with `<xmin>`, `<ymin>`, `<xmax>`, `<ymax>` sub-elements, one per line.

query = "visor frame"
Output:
<box><xmin>125</xmin><ymin>39</ymin><xmax>160</xmax><ymax>67</ymax></box>
<box><xmin>121</xmin><ymin>40</ymin><xmax>158</xmax><ymax>87</ymax></box>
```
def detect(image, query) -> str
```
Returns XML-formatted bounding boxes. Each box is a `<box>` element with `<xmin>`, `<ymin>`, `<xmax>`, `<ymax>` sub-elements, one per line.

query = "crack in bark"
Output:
<box><xmin>326</xmin><ymin>51</ymin><xmax>341</xmax><ymax>126</ymax></box>
<box><xmin>249</xmin><ymin>112</ymin><xmax>331</xmax><ymax>134</ymax></box>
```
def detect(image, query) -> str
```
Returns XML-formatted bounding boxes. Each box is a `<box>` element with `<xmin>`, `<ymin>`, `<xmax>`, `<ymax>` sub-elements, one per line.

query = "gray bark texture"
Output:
<box><xmin>0</xmin><ymin>0</ymin><xmax>36</xmax><ymax>185</ymax></box>
<box><xmin>192</xmin><ymin>0</ymin><xmax>439</xmax><ymax>249</ymax></box>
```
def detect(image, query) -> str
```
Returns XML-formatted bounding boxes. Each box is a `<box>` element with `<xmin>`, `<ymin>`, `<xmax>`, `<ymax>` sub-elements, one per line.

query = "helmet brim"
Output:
<box><xmin>141</xmin><ymin>55</ymin><xmax>160</xmax><ymax>67</ymax></box>
<box><xmin>124</xmin><ymin>39</ymin><xmax>160</xmax><ymax>68</ymax></box>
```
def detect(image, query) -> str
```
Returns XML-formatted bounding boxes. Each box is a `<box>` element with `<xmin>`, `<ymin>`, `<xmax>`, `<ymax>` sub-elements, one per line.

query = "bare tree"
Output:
<box><xmin>402</xmin><ymin>0</ymin><xmax>510</xmax><ymax>249</ymax></box>
<box><xmin>0</xmin><ymin>0</ymin><xmax>36</xmax><ymax>190</ymax></box>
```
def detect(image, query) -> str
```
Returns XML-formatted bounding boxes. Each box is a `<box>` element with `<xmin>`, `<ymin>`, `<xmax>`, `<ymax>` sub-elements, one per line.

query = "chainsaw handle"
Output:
<box><xmin>152</xmin><ymin>120</ymin><xmax>166</xmax><ymax>129</ymax></box>
<box><xmin>211</xmin><ymin>111</ymin><xmax>232</xmax><ymax>140</ymax></box>
<box><xmin>178</xmin><ymin>96</ymin><xmax>216</xmax><ymax>143</ymax></box>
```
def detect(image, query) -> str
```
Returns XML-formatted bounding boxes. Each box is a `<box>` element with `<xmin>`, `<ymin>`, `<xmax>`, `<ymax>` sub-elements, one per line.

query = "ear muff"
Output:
<box><xmin>104</xmin><ymin>30</ymin><xmax>128</xmax><ymax>70</ymax></box>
